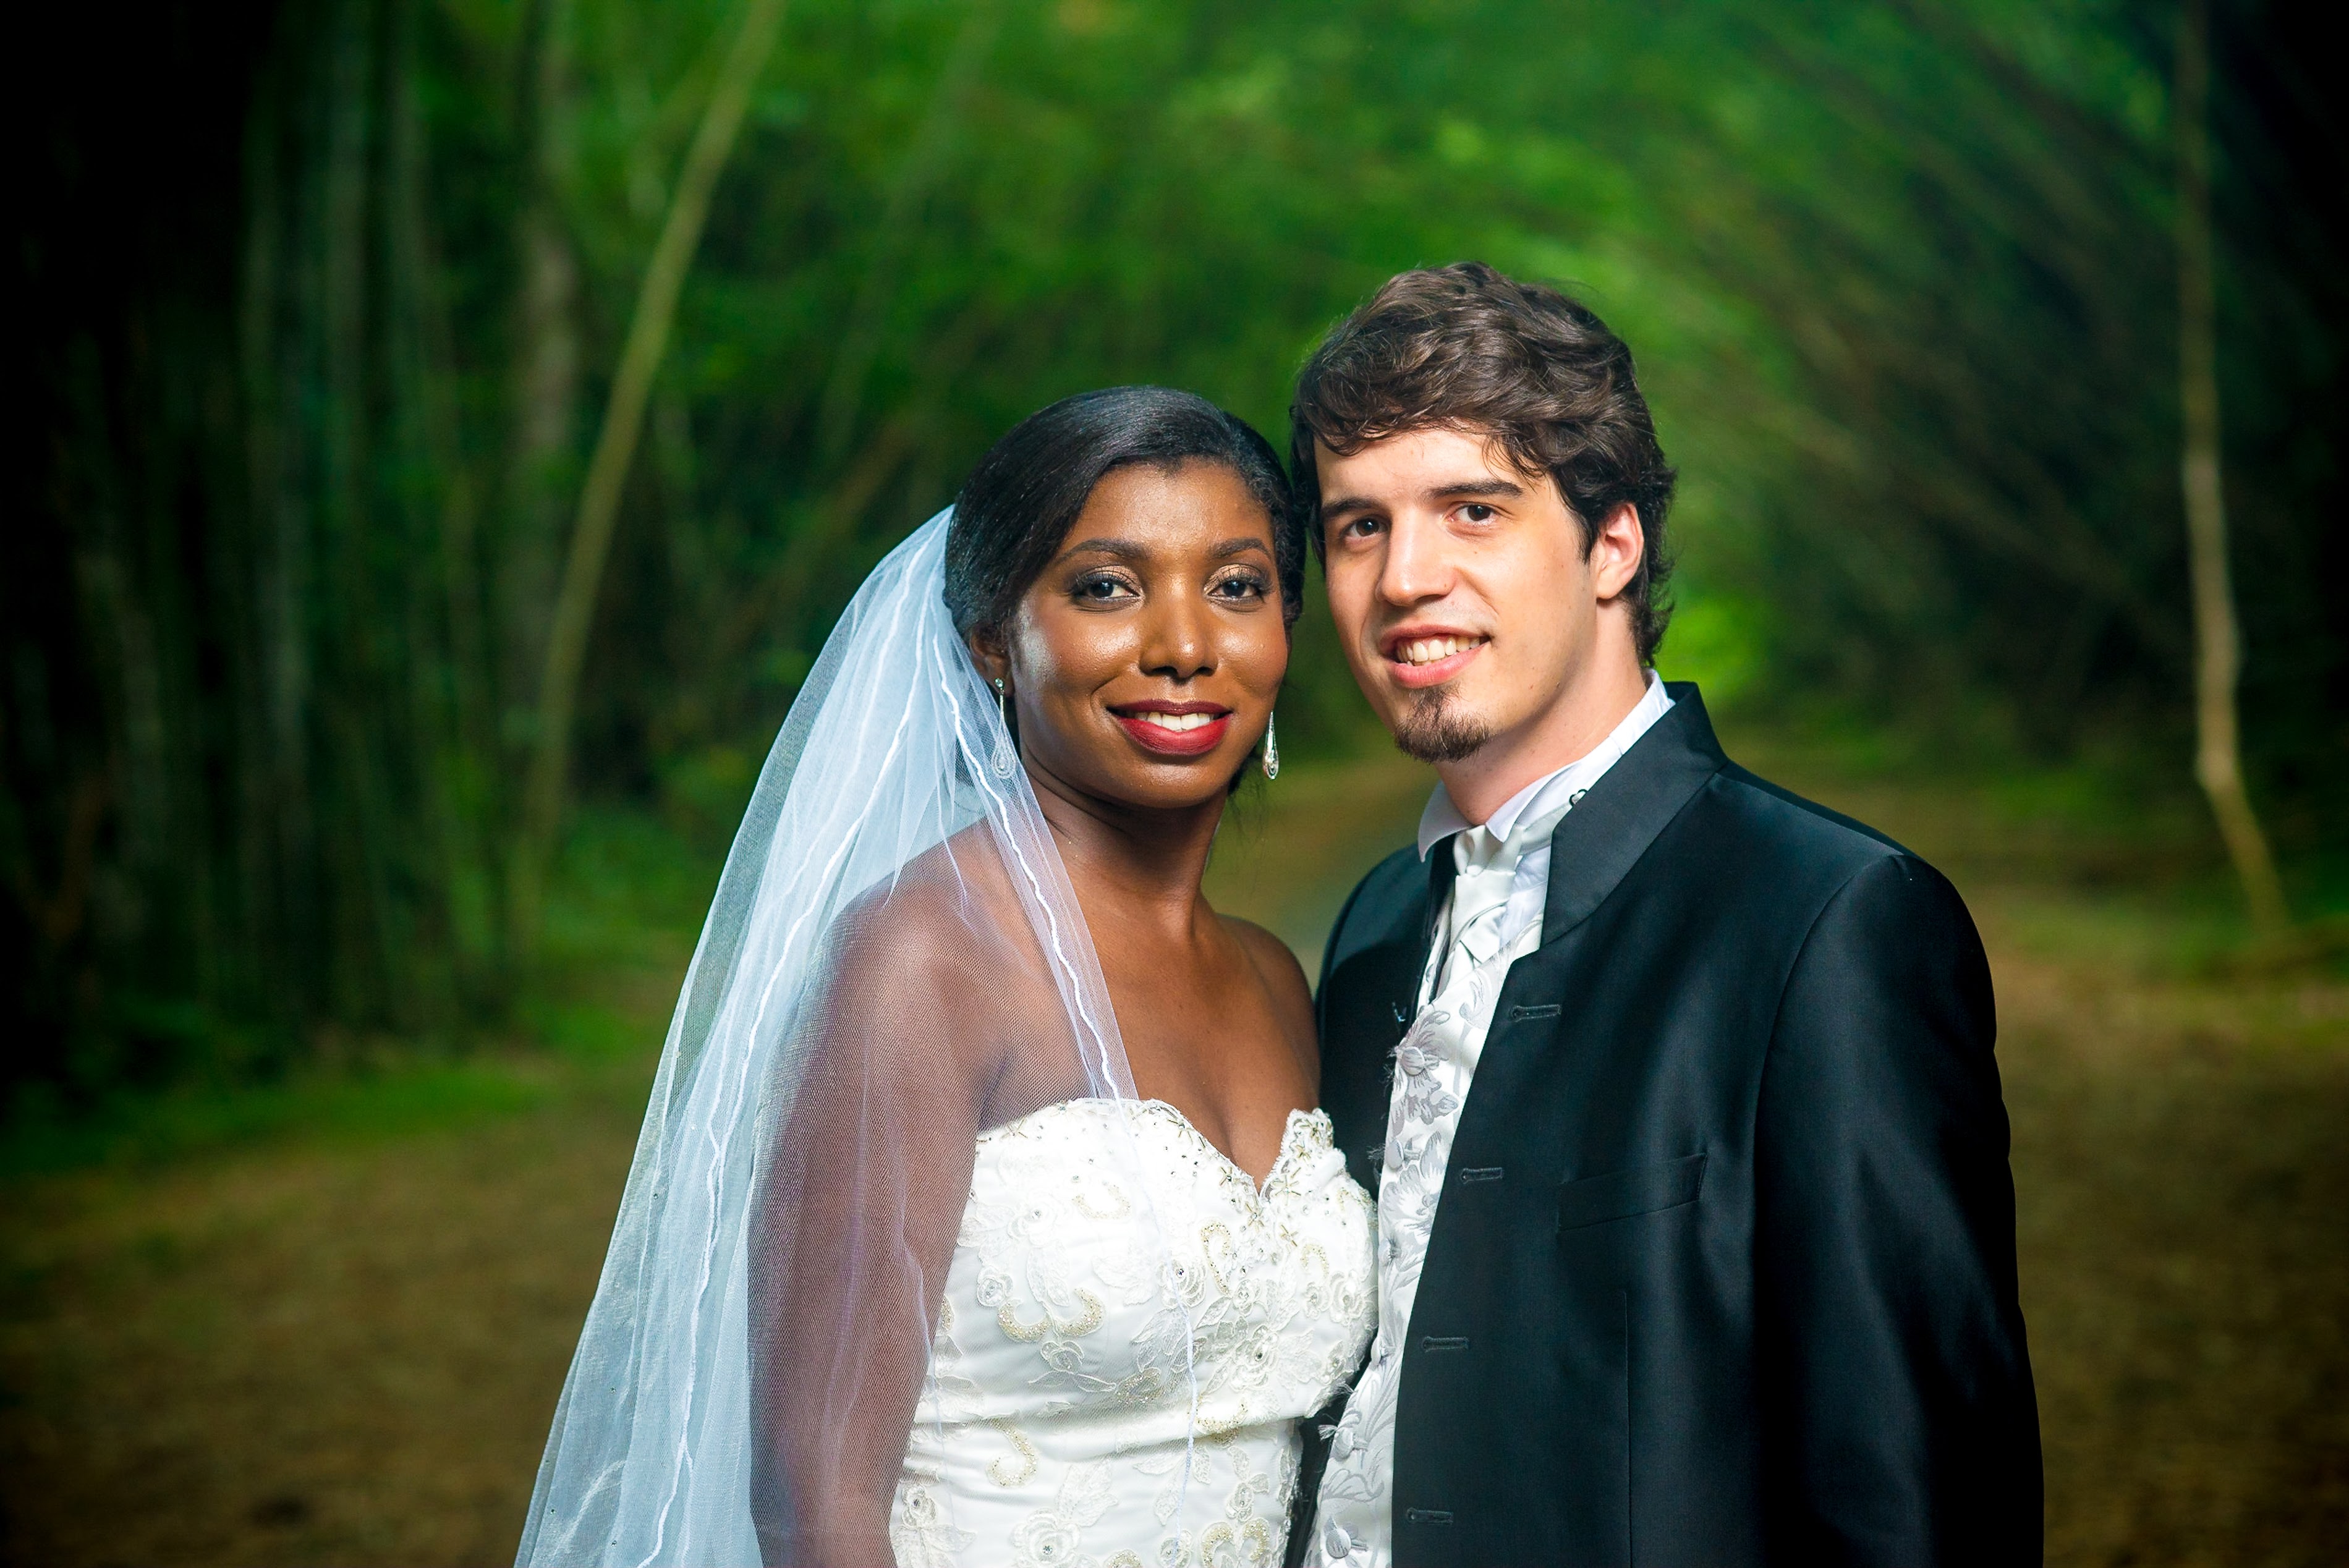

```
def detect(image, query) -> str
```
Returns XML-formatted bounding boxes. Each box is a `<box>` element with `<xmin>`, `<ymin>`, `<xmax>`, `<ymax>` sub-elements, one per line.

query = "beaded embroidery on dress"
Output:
<box><xmin>893</xmin><ymin>1099</ymin><xmax>1377</xmax><ymax>1568</ymax></box>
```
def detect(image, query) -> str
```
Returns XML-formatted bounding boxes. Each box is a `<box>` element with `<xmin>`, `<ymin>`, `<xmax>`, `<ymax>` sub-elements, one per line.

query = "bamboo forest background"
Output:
<box><xmin>8</xmin><ymin>0</ymin><xmax>2345</xmax><ymax>1101</ymax></box>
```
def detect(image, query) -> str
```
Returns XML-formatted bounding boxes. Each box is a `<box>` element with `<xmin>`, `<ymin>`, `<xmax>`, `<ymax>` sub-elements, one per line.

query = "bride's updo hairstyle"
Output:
<box><xmin>943</xmin><ymin>386</ymin><xmax>1302</xmax><ymax>641</ymax></box>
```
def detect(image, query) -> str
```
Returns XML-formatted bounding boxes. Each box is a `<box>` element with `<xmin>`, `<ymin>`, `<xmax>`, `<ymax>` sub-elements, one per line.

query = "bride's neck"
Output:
<box><xmin>1025</xmin><ymin>766</ymin><xmax>1225</xmax><ymax>930</ymax></box>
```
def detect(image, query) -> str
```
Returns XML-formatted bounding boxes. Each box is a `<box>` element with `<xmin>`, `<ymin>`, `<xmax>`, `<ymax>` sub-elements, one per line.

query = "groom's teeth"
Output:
<box><xmin>1134</xmin><ymin>711</ymin><xmax>1216</xmax><ymax>731</ymax></box>
<box><xmin>1399</xmin><ymin>636</ymin><xmax>1482</xmax><ymax>665</ymax></box>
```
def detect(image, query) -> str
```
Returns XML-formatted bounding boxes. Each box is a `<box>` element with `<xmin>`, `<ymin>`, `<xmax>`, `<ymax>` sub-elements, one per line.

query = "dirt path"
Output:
<box><xmin>1989</xmin><ymin>899</ymin><xmax>2349</xmax><ymax>1565</ymax></box>
<box><xmin>2</xmin><ymin>760</ymin><xmax>2343</xmax><ymax>1566</ymax></box>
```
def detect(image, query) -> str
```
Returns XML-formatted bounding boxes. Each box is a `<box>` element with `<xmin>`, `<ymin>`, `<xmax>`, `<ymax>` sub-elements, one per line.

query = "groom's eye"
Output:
<box><xmin>1335</xmin><ymin>515</ymin><xmax>1383</xmax><ymax>541</ymax></box>
<box><xmin>1458</xmin><ymin>503</ymin><xmax>1497</xmax><ymax>523</ymax></box>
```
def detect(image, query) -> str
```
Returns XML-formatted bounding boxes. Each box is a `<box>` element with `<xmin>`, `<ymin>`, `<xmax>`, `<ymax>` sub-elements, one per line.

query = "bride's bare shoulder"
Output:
<box><xmin>1220</xmin><ymin>915</ymin><xmax>1318</xmax><ymax>1080</ymax></box>
<box><xmin>826</xmin><ymin>824</ymin><xmax>1040</xmax><ymax>999</ymax></box>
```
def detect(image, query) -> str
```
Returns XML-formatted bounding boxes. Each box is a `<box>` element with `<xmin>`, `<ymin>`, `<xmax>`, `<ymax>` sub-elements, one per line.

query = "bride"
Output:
<box><xmin>520</xmin><ymin>387</ymin><xmax>1378</xmax><ymax>1567</ymax></box>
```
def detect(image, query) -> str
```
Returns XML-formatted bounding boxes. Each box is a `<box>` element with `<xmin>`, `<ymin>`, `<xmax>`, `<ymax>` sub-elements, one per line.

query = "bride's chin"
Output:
<box><xmin>1085</xmin><ymin>755</ymin><xmax>1241</xmax><ymax>814</ymax></box>
<box><xmin>1102</xmin><ymin>773</ymin><xmax>1236</xmax><ymax>815</ymax></box>
<box><xmin>1021</xmin><ymin>746</ymin><xmax>1226</xmax><ymax>818</ymax></box>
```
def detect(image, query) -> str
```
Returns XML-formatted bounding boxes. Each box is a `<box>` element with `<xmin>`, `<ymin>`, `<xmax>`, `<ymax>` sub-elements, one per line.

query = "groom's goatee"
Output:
<box><xmin>1391</xmin><ymin>689</ymin><xmax>1495</xmax><ymax>763</ymax></box>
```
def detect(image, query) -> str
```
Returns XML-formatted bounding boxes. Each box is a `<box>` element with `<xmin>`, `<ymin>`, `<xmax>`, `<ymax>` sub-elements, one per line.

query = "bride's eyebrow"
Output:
<box><xmin>1051</xmin><ymin>537</ymin><xmax>1147</xmax><ymax>566</ymax></box>
<box><xmin>1048</xmin><ymin>535</ymin><xmax>1269</xmax><ymax>568</ymax></box>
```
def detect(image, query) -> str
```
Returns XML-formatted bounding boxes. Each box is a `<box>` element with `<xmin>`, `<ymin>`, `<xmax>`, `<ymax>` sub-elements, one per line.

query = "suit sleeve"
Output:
<box><xmin>1754</xmin><ymin>854</ymin><xmax>2042</xmax><ymax>1565</ymax></box>
<box><xmin>1312</xmin><ymin>871</ymin><xmax>1370</xmax><ymax>1038</ymax></box>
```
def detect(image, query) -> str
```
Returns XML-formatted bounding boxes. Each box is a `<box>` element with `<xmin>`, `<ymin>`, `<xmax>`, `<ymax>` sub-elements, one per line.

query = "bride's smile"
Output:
<box><xmin>1109</xmin><ymin>700</ymin><xmax>1232</xmax><ymax>754</ymax></box>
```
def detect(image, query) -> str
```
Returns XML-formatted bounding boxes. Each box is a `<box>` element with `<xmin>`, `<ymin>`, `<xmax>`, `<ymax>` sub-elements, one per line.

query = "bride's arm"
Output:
<box><xmin>747</xmin><ymin>892</ymin><xmax>999</xmax><ymax>1567</ymax></box>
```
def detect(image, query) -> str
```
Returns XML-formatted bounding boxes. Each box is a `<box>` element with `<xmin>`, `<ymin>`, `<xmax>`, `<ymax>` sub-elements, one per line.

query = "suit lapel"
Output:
<box><xmin>1320</xmin><ymin>846</ymin><xmax>1455</xmax><ymax>1192</ymax></box>
<box><xmin>1399</xmin><ymin>686</ymin><xmax>1731</xmax><ymax>1336</ymax></box>
<box><xmin>1435</xmin><ymin>684</ymin><xmax>1727</xmax><ymax>1187</ymax></box>
<box><xmin>1321</xmin><ymin>687</ymin><xmax>1727</xmax><ymax>1194</ymax></box>
<box><xmin>1538</xmin><ymin>682</ymin><xmax>1728</xmax><ymax>945</ymax></box>
<box><xmin>1416</xmin><ymin>836</ymin><xmax>1459</xmax><ymax>987</ymax></box>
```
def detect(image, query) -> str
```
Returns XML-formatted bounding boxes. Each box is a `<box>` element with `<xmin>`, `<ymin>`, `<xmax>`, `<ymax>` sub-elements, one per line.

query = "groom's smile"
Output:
<box><xmin>1380</xmin><ymin>628</ymin><xmax>1489</xmax><ymax>687</ymax></box>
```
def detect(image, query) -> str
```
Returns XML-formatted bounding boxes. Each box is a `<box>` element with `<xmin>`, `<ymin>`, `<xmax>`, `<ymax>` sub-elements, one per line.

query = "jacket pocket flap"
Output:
<box><xmin>1556</xmin><ymin>1152</ymin><xmax>1707</xmax><ymax>1232</ymax></box>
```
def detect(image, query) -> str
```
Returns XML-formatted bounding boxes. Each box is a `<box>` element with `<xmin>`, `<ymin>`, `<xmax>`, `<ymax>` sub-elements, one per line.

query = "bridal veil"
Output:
<box><xmin>518</xmin><ymin>511</ymin><xmax>1196</xmax><ymax>1566</ymax></box>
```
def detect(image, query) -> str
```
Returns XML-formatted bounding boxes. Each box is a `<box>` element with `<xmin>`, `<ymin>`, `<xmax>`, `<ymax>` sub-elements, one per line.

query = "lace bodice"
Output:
<box><xmin>891</xmin><ymin>1098</ymin><xmax>1377</xmax><ymax>1568</ymax></box>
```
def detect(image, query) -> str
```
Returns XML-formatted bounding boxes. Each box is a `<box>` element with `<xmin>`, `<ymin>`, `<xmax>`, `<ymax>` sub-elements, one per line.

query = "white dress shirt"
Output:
<box><xmin>1306</xmin><ymin>673</ymin><xmax>1673</xmax><ymax>1568</ymax></box>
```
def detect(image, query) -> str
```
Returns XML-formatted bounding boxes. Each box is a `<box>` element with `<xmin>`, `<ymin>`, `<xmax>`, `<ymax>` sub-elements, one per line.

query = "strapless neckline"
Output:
<box><xmin>981</xmin><ymin>1096</ymin><xmax>1326</xmax><ymax>1199</ymax></box>
<box><xmin>1124</xmin><ymin>1098</ymin><xmax>1322</xmax><ymax>1197</ymax></box>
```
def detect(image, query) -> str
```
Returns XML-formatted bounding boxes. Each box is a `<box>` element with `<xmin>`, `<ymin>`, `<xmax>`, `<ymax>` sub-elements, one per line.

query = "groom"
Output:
<box><xmin>1290</xmin><ymin>265</ymin><xmax>2041</xmax><ymax>1567</ymax></box>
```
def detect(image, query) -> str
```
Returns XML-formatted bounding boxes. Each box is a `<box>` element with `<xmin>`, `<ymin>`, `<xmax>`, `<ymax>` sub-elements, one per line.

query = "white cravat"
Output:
<box><xmin>1307</xmin><ymin>674</ymin><xmax>1672</xmax><ymax>1568</ymax></box>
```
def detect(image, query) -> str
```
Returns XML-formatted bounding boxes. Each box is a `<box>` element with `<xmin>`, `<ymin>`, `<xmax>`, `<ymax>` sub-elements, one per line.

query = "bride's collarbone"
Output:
<box><xmin>1114</xmin><ymin>1003</ymin><xmax>1314</xmax><ymax>1192</ymax></box>
<box><xmin>1077</xmin><ymin>909</ymin><xmax>1315</xmax><ymax>1182</ymax></box>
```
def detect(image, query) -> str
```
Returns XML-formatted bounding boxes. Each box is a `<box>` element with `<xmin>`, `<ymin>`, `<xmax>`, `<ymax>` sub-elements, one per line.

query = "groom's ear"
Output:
<box><xmin>1588</xmin><ymin>502</ymin><xmax>1647</xmax><ymax>600</ymax></box>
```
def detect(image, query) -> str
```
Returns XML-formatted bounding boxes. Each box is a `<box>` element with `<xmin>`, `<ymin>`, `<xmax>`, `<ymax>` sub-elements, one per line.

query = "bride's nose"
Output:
<box><xmin>1137</xmin><ymin>586</ymin><xmax>1215</xmax><ymax>680</ymax></box>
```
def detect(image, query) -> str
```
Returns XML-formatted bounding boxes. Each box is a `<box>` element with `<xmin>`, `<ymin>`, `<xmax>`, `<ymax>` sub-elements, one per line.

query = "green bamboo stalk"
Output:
<box><xmin>512</xmin><ymin>0</ymin><xmax>789</xmax><ymax>953</ymax></box>
<box><xmin>504</xmin><ymin>0</ymin><xmax>579</xmax><ymax>748</ymax></box>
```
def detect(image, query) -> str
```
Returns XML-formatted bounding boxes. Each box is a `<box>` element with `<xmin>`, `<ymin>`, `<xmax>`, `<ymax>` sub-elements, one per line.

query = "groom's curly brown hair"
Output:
<box><xmin>1289</xmin><ymin>261</ymin><xmax>1679</xmax><ymax>664</ymax></box>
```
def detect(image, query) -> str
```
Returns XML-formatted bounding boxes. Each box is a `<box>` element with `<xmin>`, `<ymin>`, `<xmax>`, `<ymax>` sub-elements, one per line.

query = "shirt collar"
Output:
<box><xmin>1416</xmin><ymin>670</ymin><xmax>1675</xmax><ymax>860</ymax></box>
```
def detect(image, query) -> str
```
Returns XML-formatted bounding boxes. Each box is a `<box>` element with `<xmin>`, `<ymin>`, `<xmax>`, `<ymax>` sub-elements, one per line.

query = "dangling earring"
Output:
<box><xmin>990</xmin><ymin>677</ymin><xmax>1016</xmax><ymax>778</ymax></box>
<box><xmin>1262</xmin><ymin>711</ymin><xmax>1280</xmax><ymax>781</ymax></box>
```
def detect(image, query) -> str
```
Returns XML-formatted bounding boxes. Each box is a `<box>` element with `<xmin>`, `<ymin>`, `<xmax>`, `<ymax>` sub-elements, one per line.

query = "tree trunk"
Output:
<box><xmin>2174</xmin><ymin>0</ymin><xmax>2288</xmax><ymax>936</ymax></box>
<box><xmin>386</xmin><ymin>0</ymin><xmax>501</xmax><ymax>997</ymax></box>
<box><xmin>503</xmin><ymin>0</ymin><xmax>580</xmax><ymax>778</ymax></box>
<box><xmin>244</xmin><ymin>38</ymin><xmax>329</xmax><ymax>1019</ymax></box>
<box><xmin>511</xmin><ymin>0</ymin><xmax>789</xmax><ymax>951</ymax></box>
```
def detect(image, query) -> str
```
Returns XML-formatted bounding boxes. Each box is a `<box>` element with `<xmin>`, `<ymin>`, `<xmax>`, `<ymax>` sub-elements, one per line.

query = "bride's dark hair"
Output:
<box><xmin>943</xmin><ymin>386</ymin><xmax>1301</xmax><ymax>638</ymax></box>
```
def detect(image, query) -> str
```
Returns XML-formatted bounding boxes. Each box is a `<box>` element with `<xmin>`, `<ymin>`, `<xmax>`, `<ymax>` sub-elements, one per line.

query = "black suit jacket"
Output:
<box><xmin>1299</xmin><ymin>685</ymin><xmax>2040</xmax><ymax>1567</ymax></box>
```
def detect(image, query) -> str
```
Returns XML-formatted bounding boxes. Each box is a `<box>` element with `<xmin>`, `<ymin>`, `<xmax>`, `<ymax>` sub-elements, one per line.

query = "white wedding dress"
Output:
<box><xmin>890</xmin><ymin>1098</ymin><xmax>1378</xmax><ymax>1568</ymax></box>
<box><xmin>519</xmin><ymin>515</ymin><xmax>1369</xmax><ymax>1567</ymax></box>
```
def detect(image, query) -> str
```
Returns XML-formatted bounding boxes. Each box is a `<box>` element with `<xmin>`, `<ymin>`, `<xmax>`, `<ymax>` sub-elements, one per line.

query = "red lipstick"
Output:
<box><xmin>1109</xmin><ymin>700</ymin><xmax>1233</xmax><ymax>757</ymax></box>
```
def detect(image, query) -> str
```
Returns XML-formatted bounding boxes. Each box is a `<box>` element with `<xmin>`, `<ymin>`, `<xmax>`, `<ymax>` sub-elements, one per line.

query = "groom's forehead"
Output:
<box><xmin>1315</xmin><ymin>426</ymin><xmax>1546</xmax><ymax>504</ymax></box>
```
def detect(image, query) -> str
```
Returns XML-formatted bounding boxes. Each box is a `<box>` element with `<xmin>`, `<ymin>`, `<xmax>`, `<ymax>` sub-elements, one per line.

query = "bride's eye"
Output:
<box><xmin>1071</xmin><ymin>572</ymin><xmax>1137</xmax><ymax>604</ymax></box>
<box><xmin>1209</xmin><ymin>569</ymin><xmax>1271</xmax><ymax>603</ymax></box>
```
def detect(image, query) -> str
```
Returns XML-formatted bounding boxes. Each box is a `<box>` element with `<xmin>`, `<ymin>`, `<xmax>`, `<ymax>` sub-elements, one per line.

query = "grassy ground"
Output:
<box><xmin>1</xmin><ymin>740</ymin><xmax>2344</xmax><ymax>1566</ymax></box>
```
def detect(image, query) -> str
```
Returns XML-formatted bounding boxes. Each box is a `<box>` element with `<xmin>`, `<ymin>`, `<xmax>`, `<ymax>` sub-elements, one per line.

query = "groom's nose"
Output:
<box><xmin>1377</xmin><ymin>511</ymin><xmax>1455</xmax><ymax>608</ymax></box>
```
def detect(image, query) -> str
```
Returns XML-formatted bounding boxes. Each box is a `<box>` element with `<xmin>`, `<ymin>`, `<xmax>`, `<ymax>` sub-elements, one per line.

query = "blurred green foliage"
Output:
<box><xmin>6</xmin><ymin>0</ymin><xmax>2342</xmax><ymax>1099</ymax></box>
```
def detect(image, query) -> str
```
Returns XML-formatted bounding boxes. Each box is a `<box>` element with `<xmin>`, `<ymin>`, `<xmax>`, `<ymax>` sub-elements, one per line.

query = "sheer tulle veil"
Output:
<box><xmin>518</xmin><ymin>509</ymin><xmax>1195</xmax><ymax>1566</ymax></box>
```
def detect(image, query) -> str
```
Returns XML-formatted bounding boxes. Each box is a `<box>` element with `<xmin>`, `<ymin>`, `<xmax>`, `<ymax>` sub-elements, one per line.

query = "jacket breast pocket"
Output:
<box><xmin>1555</xmin><ymin>1152</ymin><xmax>1707</xmax><ymax>1233</ymax></box>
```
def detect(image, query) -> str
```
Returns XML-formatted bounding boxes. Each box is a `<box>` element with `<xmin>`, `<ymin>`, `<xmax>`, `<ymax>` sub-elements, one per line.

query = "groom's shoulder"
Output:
<box><xmin>1692</xmin><ymin>759</ymin><xmax>1975</xmax><ymax>920</ymax></box>
<box><xmin>1322</xmin><ymin>842</ymin><xmax>1428</xmax><ymax>971</ymax></box>
<box><xmin>1704</xmin><ymin>760</ymin><xmax>1909</xmax><ymax>862</ymax></box>
<box><xmin>1353</xmin><ymin>841</ymin><xmax>1430</xmax><ymax>907</ymax></box>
